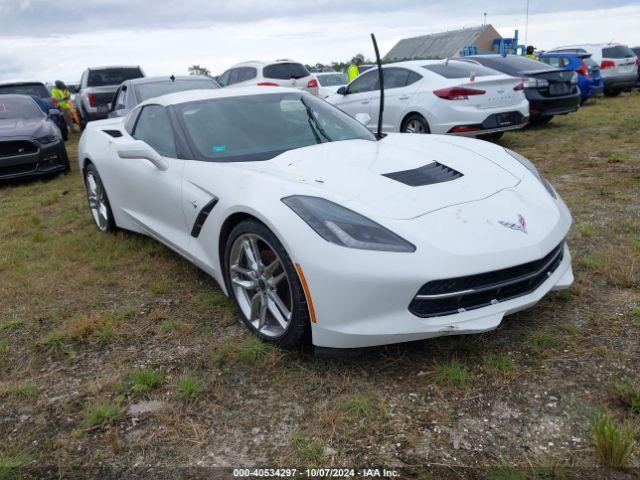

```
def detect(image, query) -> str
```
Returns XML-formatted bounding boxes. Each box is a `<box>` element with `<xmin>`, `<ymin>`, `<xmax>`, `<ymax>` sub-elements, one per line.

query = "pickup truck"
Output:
<box><xmin>77</xmin><ymin>66</ymin><xmax>144</xmax><ymax>128</ymax></box>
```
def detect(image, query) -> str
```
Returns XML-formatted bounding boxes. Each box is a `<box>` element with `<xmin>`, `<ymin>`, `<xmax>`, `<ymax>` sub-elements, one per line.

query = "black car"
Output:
<box><xmin>464</xmin><ymin>55</ymin><xmax>581</xmax><ymax>124</ymax></box>
<box><xmin>0</xmin><ymin>81</ymin><xmax>68</xmax><ymax>140</ymax></box>
<box><xmin>107</xmin><ymin>75</ymin><xmax>219</xmax><ymax>118</ymax></box>
<box><xmin>0</xmin><ymin>95</ymin><xmax>69</xmax><ymax>182</ymax></box>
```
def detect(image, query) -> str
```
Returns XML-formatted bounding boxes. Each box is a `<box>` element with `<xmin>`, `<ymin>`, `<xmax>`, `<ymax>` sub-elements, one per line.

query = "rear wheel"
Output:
<box><xmin>224</xmin><ymin>220</ymin><xmax>310</xmax><ymax>346</ymax></box>
<box><xmin>604</xmin><ymin>90</ymin><xmax>620</xmax><ymax>97</ymax></box>
<box><xmin>477</xmin><ymin>131</ymin><xmax>504</xmax><ymax>142</ymax></box>
<box><xmin>401</xmin><ymin>114</ymin><xmax>430</xmax><ymax>134</ymax></box>
<box><xmin>83</xmin><ymin>164</ymin><xmax>115</xmax><ymax>233</ymax></box>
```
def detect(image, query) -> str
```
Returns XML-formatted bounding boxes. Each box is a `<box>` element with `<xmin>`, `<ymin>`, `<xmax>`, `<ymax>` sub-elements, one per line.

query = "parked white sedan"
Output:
<box><xmin>78</xmin><ymin>87</ymin><xmax>572</xmax><ymax>350</ymax></box>
<box><xmin>327</xmin><ymin>59</ymin><xmax>529</xmax><ymax>139</ymax></box>
<box><xmin>314</xmin><ymin>71</ymin><xmax>349</xmax><ymax>98</ymax></box>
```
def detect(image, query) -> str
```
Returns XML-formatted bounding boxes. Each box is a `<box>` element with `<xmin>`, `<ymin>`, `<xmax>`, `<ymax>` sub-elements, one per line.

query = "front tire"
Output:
<box><xmin>224</xmin><ymin>220</ymin><xmax>310</xmax><ymax>346</ymax></box>
<box><xmin>531</xmin><ymin>115</ymin><xmax>554</xmax><ymax>125</ymax></box>
<box><xmin>401</xmin><ymin>114</ymin><xmax>430</xmax><ymax>134</ymax></box>
<box><xmin>83</xmin><ymin>164</ymin><xmax>115</xmax><ymax>233</ymax></box>
<box><xmin>603</xmin><ymin>90</ymin><xmax>620</xmax><ymax>97</ymax></box>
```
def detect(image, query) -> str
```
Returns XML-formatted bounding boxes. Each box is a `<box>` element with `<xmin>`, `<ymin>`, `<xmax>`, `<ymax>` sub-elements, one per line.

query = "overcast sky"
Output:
<box><xmin>0</xmin><ymin>0</ymin><xmax>638</xmax><ymax>82</ymax></box>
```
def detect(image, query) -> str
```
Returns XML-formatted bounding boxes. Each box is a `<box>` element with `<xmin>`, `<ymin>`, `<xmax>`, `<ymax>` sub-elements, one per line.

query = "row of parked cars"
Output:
<box><xmin>0</xmin><ymin>42</ymin><xmax>638</xmax><ymax>183</ymax></box>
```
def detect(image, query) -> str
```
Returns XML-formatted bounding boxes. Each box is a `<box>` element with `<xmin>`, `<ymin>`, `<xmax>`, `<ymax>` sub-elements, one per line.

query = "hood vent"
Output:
<box><xmin>103</xmin><ymin>129</ymin><xmax>123</xmax><ymax>138</ymax></box>
<box><xmin>383</xmin><ymin>162</ymin><xmax>463</xmax><ymax>187</ymax></box>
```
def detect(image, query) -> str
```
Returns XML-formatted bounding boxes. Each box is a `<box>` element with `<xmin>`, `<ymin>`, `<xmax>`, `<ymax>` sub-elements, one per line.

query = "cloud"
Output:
<box><xmin>0</xmin><ymin>2</ymin><xmax>638</xmax><ymax>83</ymax></box>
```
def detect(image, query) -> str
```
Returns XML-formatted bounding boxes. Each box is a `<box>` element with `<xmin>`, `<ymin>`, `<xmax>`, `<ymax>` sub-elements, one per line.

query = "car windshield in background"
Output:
<box><xmin>177</xmin><ymin>92</ymin><xmax>375</xmax><ymax>162</ymax></box>
<box><xmin>422</xmin><ymin>62</ymin><xmax>499</xmax><ymax>78</ymax></box>
<box><xmin>0</xmin><ymin>97</ymin><xmax>43</xmax><ymax>119</ymax></box>
<box><xmin>602</xmin><ymin>46</ymin><xmax>636</xmax><ymax>58</ymax></box>
<box><xmin>135</xmin><ymin>79</ymin><xmax>218</xmax><ymax>102</ymax></box>
<box><xmin>470</xmin><ymin>56</ymin><xmax>556</xmax><ymax>76</ymax></box>
<box><xmin>316</xmin><ymin>73</ymin><xmax>348</xmax><ymax>86</ymax></box>
<box><xmin>0</xmin><ymin>83</ymin><xmax>50</xmax><ymax>98</ymax></box>
<box><xmin>88</xmin><ymin>68</ymin><xmax>144</xmax><ymax>87</ymax></box>
<box><xmin>263</xmin><ymin>63</ymin><xmax>310</xmax><ymax>80</ymax></box>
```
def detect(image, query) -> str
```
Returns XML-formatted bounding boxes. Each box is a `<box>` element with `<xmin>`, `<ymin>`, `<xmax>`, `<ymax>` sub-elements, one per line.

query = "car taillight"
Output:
<box><xmin>576</xmin><ymin>61</ymin><xmax>590</xmax><ymax>77</ymax></box>
<box><xmin>433</xmin><ymin>87</ymin><xmax>486</xmax><ymax>100</ymax></box>
<box><xmin>600</xmin><ymin>60</ymin><xmax>615</xmax><ymax>69</ymax></box>
<box><xmin>257</xmin><ymin>82</ymin><xmax>279</xmax><ymax>87</ymax></box>
<box><xmin>51</xmin><ymin>97</ymin><xmax>59</xmax><ymax>106</ymax></box>
<box><xmin>513</xmin><ymin>82</ymin><xmax>524</xmax><ymax>91</ymax></box>
<box><xmin>307</xmin><ymin>78</ymin><xmax>319</xmax><ymax>88</ymax></box>
<box><xmin>88</xmin><ymin>93</ymin><xmax>97</xmax><ymax>107</ymax></box>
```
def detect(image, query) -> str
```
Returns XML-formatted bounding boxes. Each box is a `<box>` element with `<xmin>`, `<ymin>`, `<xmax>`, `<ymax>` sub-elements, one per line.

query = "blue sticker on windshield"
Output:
<box><xmin>212</xmin><ymin>145</ymin><xmax>227</xmax><ymax>153</ymax></box>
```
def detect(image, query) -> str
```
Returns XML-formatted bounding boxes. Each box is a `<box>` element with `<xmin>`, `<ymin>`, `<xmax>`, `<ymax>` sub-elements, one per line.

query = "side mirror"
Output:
<box><xmin>355</xmin><ymin>113</ymin><xmax>371</xmax><ymax>125</ymax></box>
<box><xmin>48</xmin><ymin>108</ymin><xmax>61</xmax><ymax>116</ymax></box>
<box><xmin>117</xmin><ymin>140</ymin><xmax>168</xmax><ymax>171</ymax></box>
<box><xmin>337</xmin><ymin>86</ymin><xmax>347</xmax><ymax>95</ymax></box>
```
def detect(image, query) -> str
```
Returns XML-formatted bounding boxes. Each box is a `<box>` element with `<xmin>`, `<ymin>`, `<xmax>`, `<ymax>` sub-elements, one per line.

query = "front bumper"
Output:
<box><xmin>294</xmin><ymin>177</ymin><xmax>573</xmax><ymax>348</ymax></box>
<box><xmin>0</xmin><ymin>136</ymin><xmax>68</xmax><ymax>181</ymax></box>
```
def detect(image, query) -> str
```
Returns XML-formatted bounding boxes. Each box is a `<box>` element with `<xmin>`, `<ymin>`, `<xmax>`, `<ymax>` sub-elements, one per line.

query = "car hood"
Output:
<box><xmin>0</xmin><ymin>117</ymin><xmax>46</xmax><ymax>137</ymax></box>
<box><xmin>237</xmin><ymin>134</ymin><xmax>521</xmax><ymax>220</ymax></box>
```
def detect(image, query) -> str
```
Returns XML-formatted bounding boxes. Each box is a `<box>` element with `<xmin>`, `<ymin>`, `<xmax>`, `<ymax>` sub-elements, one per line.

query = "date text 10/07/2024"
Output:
<box><xmin>233</xmin><ymin>468</ymin><xmax>400</xmax><ymax>478</ymax></box>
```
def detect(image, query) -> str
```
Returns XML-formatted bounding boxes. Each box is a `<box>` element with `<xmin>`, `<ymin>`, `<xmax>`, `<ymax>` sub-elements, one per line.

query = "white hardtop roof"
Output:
<box><xmin>139</xmin><ymin>86</ymin><xmax>303</xmax><ymax>107</ymax></box>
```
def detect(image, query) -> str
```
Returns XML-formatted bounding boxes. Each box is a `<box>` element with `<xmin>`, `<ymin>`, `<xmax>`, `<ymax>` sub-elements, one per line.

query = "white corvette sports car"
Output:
<box><xmin>78</xmin><ymin>87</ymin><xmax>574</xmax><ymax>349</ymax></box>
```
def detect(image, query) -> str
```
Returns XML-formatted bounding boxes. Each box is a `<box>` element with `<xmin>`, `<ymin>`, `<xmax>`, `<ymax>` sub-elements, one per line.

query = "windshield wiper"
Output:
<box><xmin>299</xmin><ymin>96</ymin><xmax>331</xmax><ymax>143</ymax></box>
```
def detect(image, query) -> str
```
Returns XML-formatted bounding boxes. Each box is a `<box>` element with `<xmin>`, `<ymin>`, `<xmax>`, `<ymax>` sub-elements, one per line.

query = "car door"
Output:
<box><xmin>368</xmin><ymin>68</ymin><xmax>423</xmax><ymax>132</ymax></box>
<box><xmin>110</xmin><ymin>104</ymin><xmax>189</xmax><ymax>251</ymax></box>
<box><xmin>332</xmin><ymin>70</ymin><xmax>379</xmax><ymax>128</ymax></box>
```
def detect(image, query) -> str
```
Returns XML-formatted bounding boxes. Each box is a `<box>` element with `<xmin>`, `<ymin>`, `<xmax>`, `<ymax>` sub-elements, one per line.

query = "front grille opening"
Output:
<box><xmin>409</xmin><ymin>242</ymin><xmax>565</xmax><ymax>318</ymax></box>
<box><xmin>0</xmin><ymin>141</ymin><xmax>38</xmax><ymax>158</ymax></box>
<box><xmin>383</xmin><ymin>162</ymin><xmax>463</xmax><ymax>187</ymax></box>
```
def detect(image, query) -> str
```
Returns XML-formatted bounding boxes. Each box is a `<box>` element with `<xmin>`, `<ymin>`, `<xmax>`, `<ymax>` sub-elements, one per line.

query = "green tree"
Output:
<box><xmin>188</xmin><ymin>64</ymin><xmax>211</xmax><ymax>77</ymax></box>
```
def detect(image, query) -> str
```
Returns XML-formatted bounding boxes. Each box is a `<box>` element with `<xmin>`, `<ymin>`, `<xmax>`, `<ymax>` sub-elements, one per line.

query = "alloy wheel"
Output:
<box><xmin>229</xmin><ymin>233</ymin><xmax>293</xmax><ymax>338</ymax></box>
<box><xmin>404</xmin><ymin>119</ymin><xmax>427</xmax><ymax>134</ymax></box>
<box><xmin>85</xmin><ymin>172</ymin><xmax>109</xmax><ymax>231</ymax></box>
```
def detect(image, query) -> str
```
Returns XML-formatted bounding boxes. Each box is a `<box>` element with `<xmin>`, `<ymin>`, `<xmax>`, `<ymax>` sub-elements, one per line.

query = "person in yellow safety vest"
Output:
<box><xmin>51</xmin><ymin>80</ymin><xmax>74</xmax><ymax>129</ymax></box>
<box><xmin>348</xmin><ymin>53</ymin><xmax>365</xmax><ymax>82</ymax></box>
<box><xmin>525</xmin><ymin>45</ymin><xmax>538</xmax><ymax>60</ymax></box>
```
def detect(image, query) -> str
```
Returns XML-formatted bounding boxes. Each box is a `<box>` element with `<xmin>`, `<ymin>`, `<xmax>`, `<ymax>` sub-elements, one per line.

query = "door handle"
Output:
<box><xmin>361</xmin><ymin>100</ymin><xmax>370</xmax><ymax>105</ymax></box>
<box><xmin>399</xmin><ymin>95</ymin><xmax>410</xmax><ymax>100</ymax></box>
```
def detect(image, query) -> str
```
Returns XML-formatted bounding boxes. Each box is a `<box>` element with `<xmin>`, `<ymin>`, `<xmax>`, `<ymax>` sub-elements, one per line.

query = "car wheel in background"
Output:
<box><xmin>224</xmin><ymin>219</ymin><xmax>311</xmax><ymax>346</ymax></box>
<box><xmin>478</xmin><ymin>132</ymin><xmax>504</xmax><ymax>142</ymax></box>
<box><xmin>603</xmin><ymin>90</ymin><xmax>620</xmax><ymax>97</ymax></box>
<box><xmin>83</xmin><ymin>164</ymin><xmax>115</xmax><ymax>233</ymax></box>
<box><xmin>401</xmin><ymin>114</ymin><xmax>430</xmax><ymax>134</ymax></box>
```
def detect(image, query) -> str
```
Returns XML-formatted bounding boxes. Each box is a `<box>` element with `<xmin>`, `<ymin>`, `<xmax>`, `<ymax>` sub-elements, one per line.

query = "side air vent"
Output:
<box><xmin>103</xmin><ymin>130</ymin><xmax>123</xmax><ymax>138</ymax></box>
<box><xmin>190</xmin><ymin>198</ymin><xmax>219</xmax><ymax>238</ymax></box>
<box><xmin>383</xmin><ymin>162</ymin><xmax>463</xmax><ymax>187</ymax></box>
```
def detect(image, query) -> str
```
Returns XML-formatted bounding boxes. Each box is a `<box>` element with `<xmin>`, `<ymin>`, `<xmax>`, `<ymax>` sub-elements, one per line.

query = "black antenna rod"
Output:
<box><xmin>371</xmin><ymin>33</ymin><xmax>384</xmax><ymax>140</ymax></box>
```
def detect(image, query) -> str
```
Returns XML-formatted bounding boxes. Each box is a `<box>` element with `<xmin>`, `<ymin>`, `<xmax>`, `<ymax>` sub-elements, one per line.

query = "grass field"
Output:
<box><xmin>1</xmin><ymin>92</ymin><xmax>639</xmax><ymax>479</ymax></box>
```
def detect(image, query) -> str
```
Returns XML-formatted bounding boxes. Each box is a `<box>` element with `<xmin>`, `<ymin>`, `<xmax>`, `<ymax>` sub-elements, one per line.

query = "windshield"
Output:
<box><xmin>0</xmin><ymin>83</ymin><xmax>50</xmax><ymax>98</ymax></box>
<box><xmin>316</xmin><ymin>73</ymin><xmax>348</xmax><ymax>86</ymax></box>
<box><xmin>470</xmin><ymin>55</ymin><xmax>556</xmax><ymax>75</ymax></box>
<box><xmin>88</xmin><ymin>68</ymin><xmax>143</xmax><ymax>87</ymax></box>
<box><xmin>0</xmin><ymin>97</ymin><xmax>43</xmax><ymax>119</ymax></box>
<box><xmin>136</xmin><ymin>79</ymin><xmax>218</xmax><ymax>102</ymax></box>
<box><xmin>176</xmin><ymin>92</ymin><xmax>375</xmax><ymax>162</ymax></box>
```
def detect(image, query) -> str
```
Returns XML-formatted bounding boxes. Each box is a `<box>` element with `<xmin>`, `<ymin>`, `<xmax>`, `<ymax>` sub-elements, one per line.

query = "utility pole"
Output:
<box><xmin>524</xmin><ymin>0</ymin><xmax>530</xmax><ymax>46</ymax></box>
<box><xmin>483</xmin><ymin>12</ymin><xmax>487</xmax><ymax>26</ymax></box>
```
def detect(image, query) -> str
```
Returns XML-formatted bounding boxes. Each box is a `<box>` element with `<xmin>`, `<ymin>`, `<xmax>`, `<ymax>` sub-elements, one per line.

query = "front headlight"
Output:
<box><xmin>36</xmin><ymin>134</ymin><xmax>59</xmax><ymax>144</ymax></box>
<box><xmin>504</xmin><ymin>148</ymin><xmax>557</xmax><ymax>199</ymax></box>
<box><xmin>282</xmin><ymin>196</ymin><xmax>416</xmax><ymax>253</ymax></box>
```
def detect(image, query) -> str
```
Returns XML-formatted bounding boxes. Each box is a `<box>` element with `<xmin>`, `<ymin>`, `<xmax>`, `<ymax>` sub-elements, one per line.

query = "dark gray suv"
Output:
<box><xmin>78</xmin><ymin>66</ymin><xmax>144</xmax><ymax>128</ymax></box>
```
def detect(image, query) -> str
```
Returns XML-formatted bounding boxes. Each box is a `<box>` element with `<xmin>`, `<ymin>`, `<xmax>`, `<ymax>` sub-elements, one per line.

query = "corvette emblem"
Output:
<box><xmin>499</xmin><ymin>214</ymin><xmax>527</xmax><ymax>234</ymax></box>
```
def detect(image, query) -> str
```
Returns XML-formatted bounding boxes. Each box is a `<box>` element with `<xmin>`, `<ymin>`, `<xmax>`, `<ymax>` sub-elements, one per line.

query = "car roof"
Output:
<box><xmin>124</xmin><ymin>75</ymin><xmax>213</xmax><ymax>86</ymax></box>
<box><xmin>139</xmin><ymin>86</ymin><xmax>303</xmax><ymax>107</ymax></box>
<box><xmin>86</xmin><ymin>65</ymin><xmax>142</xmax><ymax>71</ymax></box>
<box><xmin>314</xmin><ymin>71</ymin><xmax>345</xmax><ymax>76</ymax></box>
<box><xmin>0</xmin><ymin>81</ymin><xmax>47</xmax><ymax>87</ymax></box>
<box><xmin>0</xmin><ymin>93</ymin><xmax>41</xmax><ymax>103</ymax></box>
<box><xmin>230</xmin><ymin>59</ymin><xmax>306</xmax><ymax>68</ymax></box>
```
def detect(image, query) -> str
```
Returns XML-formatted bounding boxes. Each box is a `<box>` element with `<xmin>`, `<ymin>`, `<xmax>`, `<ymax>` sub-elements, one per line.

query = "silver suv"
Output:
<box><xmin>548</xmin><ymin>44</ymin><xmax>637</xmax><ymax>96</ymax></box>
<box><xmin>78</xmin><ymin>66</ymin><xmax>144</xmax><ymax>127</ymax></box>
<box><xmin>217</xmin><ymin>60</ymin><xmax>319</xmax><ymax>95</ymax></box>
